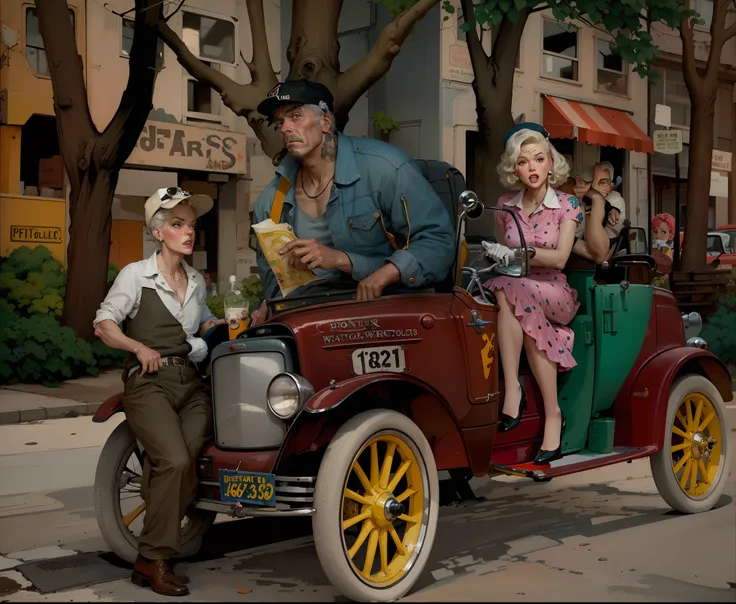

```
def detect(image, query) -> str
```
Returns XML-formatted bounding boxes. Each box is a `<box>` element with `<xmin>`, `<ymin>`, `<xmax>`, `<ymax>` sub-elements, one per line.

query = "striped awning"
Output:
<box><xmin>543</xmin><ymin>95</ymin><xmax>654</xmax><ymax>155</ymax></box>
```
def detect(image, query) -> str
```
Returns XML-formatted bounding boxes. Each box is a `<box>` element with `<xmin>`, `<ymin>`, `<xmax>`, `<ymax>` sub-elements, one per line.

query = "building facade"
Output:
<box><xmin>649</xmin><ymin>0</ymin><xmax>736</xmax><ymax>229</ymax></box>
<box><xmin>1</xmin><ymin>0</ymin><xmax>282</xmax><ymax>293</ymax></box>
<box><xmin>0</xmin><ymin>0</ymin><xmax>86</xmax><ymax>264</ymax></box>
<box><xmin>87</xmin><ymin>0</ymin><xmax>282</xmax><ymax>292</ymax></box>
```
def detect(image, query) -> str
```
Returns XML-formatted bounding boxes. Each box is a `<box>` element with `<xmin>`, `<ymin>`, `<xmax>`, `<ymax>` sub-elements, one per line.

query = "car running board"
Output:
<box><xmin>488</xmin><ymin>445</ymin><xmax>658</xmax><ymax>482</ymax></box>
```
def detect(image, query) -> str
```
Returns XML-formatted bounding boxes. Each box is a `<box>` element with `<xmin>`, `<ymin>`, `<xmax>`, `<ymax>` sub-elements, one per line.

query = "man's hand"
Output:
<box><xmin>199</xmin><ymin>318</ymin><xmax>226</xmax><ymax>337</ymax></box>
<box><xmin>357</xmin><ymin>263</ymin><xmax>401</xmax><ymax>301</ymax></box>
<box><xmin>279</xmin><ymin>238</ymin><xmax>352</xmax><ymax>272</ymax></box>
<box><xmin>134</xmin><ymin>344</ymin><xmax>162</xmax><ymax>376</ymax></box>
<box><xmin>573</xmin><ymin>177</ymin><xmax>591</xmax><ymax>200</ymax></box>
<box><xmin>607</xmin><ymin>208</ymin><xmax>621</xmax><ymax>227</ymax></box>
<box><xmin>249</xmin><ymin>300</ymin><xmax>269</xmax><ymax>327</ymax></box>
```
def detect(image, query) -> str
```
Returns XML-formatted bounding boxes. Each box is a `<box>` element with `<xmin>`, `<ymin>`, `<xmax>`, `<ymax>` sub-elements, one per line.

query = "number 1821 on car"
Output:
<box><xmin>351</xmin><ymin>345</ymin><xmax>406</xmax><ymax>375</ymax></box>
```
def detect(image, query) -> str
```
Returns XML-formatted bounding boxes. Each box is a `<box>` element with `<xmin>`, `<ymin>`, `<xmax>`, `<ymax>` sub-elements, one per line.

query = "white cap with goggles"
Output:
<box><xmin>144</xmin><ymin>187</ymin><xmax>214</xmax><ymax>229</ymax></box>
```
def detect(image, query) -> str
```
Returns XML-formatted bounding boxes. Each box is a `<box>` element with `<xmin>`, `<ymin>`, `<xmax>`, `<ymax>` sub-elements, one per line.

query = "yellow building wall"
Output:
<box><xmin>0</xmin><ymin>127</ymin><xmax>22</xmax><ymax>195</ymax></box>
<box><xmin>0</xmin><ymin>194</ymin><xmax>66</xmax><ymax>263</ymax></box>
<box><xmin>0</xmin><ymin>0</ymin><xmax>86</xmax><ymax>127</ymax></box>
<box><xmin>0</xmin><ymin>0</ymin><xmax>86</xmax><ymax>266</ymax></box>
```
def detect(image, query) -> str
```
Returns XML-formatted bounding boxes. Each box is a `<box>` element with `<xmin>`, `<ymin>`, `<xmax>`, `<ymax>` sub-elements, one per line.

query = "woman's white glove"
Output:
<box><xmin>482</xmin><ymin>241</ymin><xmax>515</xmax><ymax>267</ymax></box>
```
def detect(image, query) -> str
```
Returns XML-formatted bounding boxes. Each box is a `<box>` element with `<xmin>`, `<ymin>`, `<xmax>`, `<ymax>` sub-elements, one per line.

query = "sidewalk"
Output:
<box><xmin>0</xmin><ymin>370</ymin><xmax>122</xmax><ymax>425</ymax></box>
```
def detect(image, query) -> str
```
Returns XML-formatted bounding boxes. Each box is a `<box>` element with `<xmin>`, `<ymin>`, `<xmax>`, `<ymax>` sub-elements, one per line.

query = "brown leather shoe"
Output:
<box><xmin>132</xmin><ymin>555</ymin><xmax>189</xmax><ymax>597</ymax></box>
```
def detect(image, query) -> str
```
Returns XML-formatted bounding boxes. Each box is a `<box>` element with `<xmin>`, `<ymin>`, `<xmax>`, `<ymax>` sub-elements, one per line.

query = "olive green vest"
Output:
<box><xmin>123</xmin><ymin>287</ymin><xmax>191</xmax><ymax>374</ymax></box>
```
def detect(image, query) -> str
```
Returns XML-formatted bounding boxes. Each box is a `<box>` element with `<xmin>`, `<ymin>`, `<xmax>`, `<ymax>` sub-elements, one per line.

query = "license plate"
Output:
<box><xmin>219</xmin><ymin>469</ymin><xmax>277</xmax><ymax>507</ymax></box>
<box><xmin>352</xmin><ymin>345</ymin><xmax>406</xmax><ymax>375</ymax></box>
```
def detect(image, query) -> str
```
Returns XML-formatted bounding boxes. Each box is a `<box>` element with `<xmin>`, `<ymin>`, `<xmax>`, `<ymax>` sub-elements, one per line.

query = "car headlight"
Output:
<box><xmin>681</xmin><ymin>312</ymin><xmax>703</xmax><ymax>339</ymax></box>
<box><xmin>266</xmin><ymin>373</ymin><xmax>314</xmax><ymax>420</ymax></box>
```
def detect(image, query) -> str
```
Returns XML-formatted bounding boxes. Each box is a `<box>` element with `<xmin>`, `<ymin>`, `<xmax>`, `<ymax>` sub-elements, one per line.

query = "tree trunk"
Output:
<box><xmin>37</xmin><ymin>0</ymin><xmax>160</xmax><ymax>340</ymax></box>
<box><xmin>461</xmin><ymin>4</ymin><xmax>528</xmax><ymax>237</ymax></box>
<box><xmin>64</xmin><ymin>172</ymin><xmax>118</xmax><ymax>341</ymax></box>
<box><xmin>286</xmin><ymin>0</ymin><xmax>342</xmax><ymax>87</ymax></box>
<box><xmin>680</xmin><ymin>94</ymin><xmax>716</xmax><ymax>272</ymax></box>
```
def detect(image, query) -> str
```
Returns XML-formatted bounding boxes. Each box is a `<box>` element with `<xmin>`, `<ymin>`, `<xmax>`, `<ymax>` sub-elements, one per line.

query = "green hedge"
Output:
<box><xmin>0</xmin><ymin>246</ymin><xmax>125</xmax><ymax>386</ymax></box>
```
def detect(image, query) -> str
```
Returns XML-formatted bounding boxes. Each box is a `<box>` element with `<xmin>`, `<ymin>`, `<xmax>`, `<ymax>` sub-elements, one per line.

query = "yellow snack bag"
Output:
<box><xmin>252</xmin><ymin>219</ymin><xmax>321</xmax><ymax>297</ymax></box>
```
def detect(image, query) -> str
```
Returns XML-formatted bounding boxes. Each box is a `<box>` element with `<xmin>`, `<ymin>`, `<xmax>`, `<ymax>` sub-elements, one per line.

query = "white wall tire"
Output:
<box><xmin>93</xmin><ymin>420</ymin><xmax>214</xmax><ymax>563</ymax></box>
<box><xmin>650</xmin><ymin>374</ymin><xmax>731</xmax><ymax>514</ymax></box>
<box><xmin>312</xmin><ymin>409</ymin><xmax>439</xmax><ymax>602</ymax></box>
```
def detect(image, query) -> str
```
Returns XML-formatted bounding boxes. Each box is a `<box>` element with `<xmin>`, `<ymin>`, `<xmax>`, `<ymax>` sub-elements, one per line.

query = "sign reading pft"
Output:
<box><xmin>10</xmin><ymin>226</ymin><xmax>62</xmax><ymax>243</ymax></box>
<box><xmin>653</xmin><ymin>129</ymin><xmax>683</xmax><ymax>155</ymax></box>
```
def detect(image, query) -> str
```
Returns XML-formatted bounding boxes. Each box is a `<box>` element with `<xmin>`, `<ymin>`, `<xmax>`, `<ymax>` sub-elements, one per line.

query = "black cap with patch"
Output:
<box><xmin>257</xmin><ymin>79</ymin><xmax>335</xmax><ymax>119</ymax></box>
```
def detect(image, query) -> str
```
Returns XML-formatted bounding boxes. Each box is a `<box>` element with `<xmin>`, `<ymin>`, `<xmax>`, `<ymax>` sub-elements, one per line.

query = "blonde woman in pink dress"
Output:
<box><xmin>482</xmin><ymin>124</ymin><xmax>584</xmax><ymax>465</ymax></box>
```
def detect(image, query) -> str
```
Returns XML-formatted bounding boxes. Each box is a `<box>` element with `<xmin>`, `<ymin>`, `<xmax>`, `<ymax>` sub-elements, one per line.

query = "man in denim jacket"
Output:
<box><xmin>249</xmin><ymin>80</ymin><xmax>455</xmax><ymax>325</ymax></box>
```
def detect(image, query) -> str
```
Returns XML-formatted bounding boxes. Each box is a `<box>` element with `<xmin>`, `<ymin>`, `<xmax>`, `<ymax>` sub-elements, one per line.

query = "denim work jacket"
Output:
<box><xmin>253</xmin><ymin>133</ymin><xmax>456</xmax><ymax>300</ymax></box>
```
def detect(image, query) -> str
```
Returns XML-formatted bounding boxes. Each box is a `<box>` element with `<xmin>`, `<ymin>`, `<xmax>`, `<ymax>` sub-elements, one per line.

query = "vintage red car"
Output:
<box><xmin>92</xmin><ymin>192</ymin><xmax>733</xmax><ymax>602</ymax></box>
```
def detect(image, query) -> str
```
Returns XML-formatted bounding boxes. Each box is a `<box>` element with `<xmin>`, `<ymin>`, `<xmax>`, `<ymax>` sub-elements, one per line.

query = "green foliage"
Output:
<box><xmin>240</xmin><ymin>274</ymin><xmax>265</xmax><ymax>308</ymax></box>
<box><xmin>0</xmin><ymin>311</ymin><xmax>97</xmax><ymax>387</ymax></box>
<box><xmin>0</xmin><ymin>246</ymin><xmax>65</xmax><ymax>318</ymax></box>
<box><xmin>700</xmin><ymin>295</ymin><xmax>736</xmax><ymax>365</ymax></box>
<box><xmin>441</xmin><ymin>0</ymin><xmax>688</xmax><ymax>80</ymax></box>
<box><xmin>206</xmin><ymin>294</ymin><xmax>225</xmax><ymax>319</ymax></box>
<box><xmin>207</xmin><ymin>275</ymin><xmax>264</xmax><ymax>319</ymax></box>
<box><xmin>0</xmin><ymin>247</ymin><xmax>127</xmax><ymax>385</ymax></box>
<box><xmin>371</xmin><ymin>111</ymin><xmax>401</xmax><ymax>135</ymax></box>
<box><xmin>108</xmin><ymin>263</ymin><xmax>121</xmax><ymax>287</ymax></box>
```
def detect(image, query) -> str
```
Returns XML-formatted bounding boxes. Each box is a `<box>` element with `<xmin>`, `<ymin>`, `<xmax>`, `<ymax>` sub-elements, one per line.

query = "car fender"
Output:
<box><xmin>620</xmin><ymin>347</ymin><xmax>732</xmax><ymax>450</ymax></box>
<box><xmin>92</xmin><ymin>392</ymin><xmax>124</xmax><ymax>423</ymax></box>
<box><xmin>275</xmin><ymin>373</ymin><xmax>472</xmax><ymax>472</ymax></box>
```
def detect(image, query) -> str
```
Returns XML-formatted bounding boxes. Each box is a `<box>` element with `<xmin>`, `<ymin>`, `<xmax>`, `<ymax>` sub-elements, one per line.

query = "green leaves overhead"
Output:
<box><xmin>453</xmin><ymin>0</ymin><xmax>689</xmax><ymax>79</ymax></box>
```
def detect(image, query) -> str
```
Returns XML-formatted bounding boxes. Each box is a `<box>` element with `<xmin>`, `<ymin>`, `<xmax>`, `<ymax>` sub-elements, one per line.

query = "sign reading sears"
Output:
<box><xmin>10</xmin><ymin>225</ymin><xmax>62</xmax><ymax>243</ymax></box>
<box><xmin>128</xmin><ymin>121</ymin><xmax>247</xmax><ymax>174</ymax></box>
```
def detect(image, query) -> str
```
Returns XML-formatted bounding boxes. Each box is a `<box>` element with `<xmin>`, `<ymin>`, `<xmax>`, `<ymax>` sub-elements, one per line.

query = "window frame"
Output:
<box><xmin>540</xmin><ymin>18</ymin><xmax>581</xmax><ymax>85</ymax></box>
<box><xmin>183</xmin><ymin>61</ymin><xmax>223</xmax><ymax>124</ymax></box>
<box><xmin>120</xmin><ymin>17</ymin><xmax>165</xmax><ymax>70</ymax></box>
<box><xmin>652</xmin><ymin>66</ymin><xmax>692</xmax><ymax>130</ymax></box>
<box><xmin>25</xmin><ymin>6</ymin><xmax>76</xmax><ymax>79</ymax></box>
<box><xmin>180</xmin><ymin>8</ymin><xmax>238</xmax><ymax>67</ymax></box>
<box><xmin>691</xmin><ymin>0</ymin><xmax>713</xmax><ymax>32</ymax></box>
<box><xmin>594</xmin><ymin>37</ymin><xmax>630</xmax><ymax>97</ymax></box>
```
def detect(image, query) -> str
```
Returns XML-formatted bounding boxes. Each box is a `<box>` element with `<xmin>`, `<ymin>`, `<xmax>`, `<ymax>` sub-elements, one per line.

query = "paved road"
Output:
<box><xmin>0</xmin><ymin>417</ymin><xmax>734</xmax><ymax>602</ymax></box>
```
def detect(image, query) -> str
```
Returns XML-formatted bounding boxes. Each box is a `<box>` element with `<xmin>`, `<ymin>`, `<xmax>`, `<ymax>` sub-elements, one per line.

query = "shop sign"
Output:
<box><xmin>653</xmin><ymin>129</ymin><xmax>682</xmax><ymax>155</ymax></box>
<box><xmin>711</xmin><ymin>150</ymin><xmax>732</xmax><ymax>172</ymax></box>
<box><xmin>10</xmin><ymin>225</ymin><xmax>62</xmax><ymax>243</ymax></box>
<box><xmin>127</xmin><ymin>121</ymin><xmax>247</xmax><ymax>174</ymax></box>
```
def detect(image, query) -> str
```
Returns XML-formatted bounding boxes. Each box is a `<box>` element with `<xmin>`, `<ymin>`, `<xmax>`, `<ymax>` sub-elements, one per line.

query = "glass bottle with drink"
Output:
<box><xmin>224</xmin><ymin>275</ymin><xmax>249</xmax><ymax>340</ymax></box>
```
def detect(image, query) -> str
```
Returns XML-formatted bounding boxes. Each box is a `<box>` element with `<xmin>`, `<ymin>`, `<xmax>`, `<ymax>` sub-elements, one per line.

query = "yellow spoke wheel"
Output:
<box><xmin>651</xmin><ymin>375</ymin><xmax>731</xmax><ymax>514</ymax></box>
<box><xmin>341</xmin><ymin>434</ymin><xmax>425</xmax><ymax>585</ymax></box>
<box><xmin>669</xmin><ymin>393</ymin><xmax>722</xmax><ymax>497</ymax></box>
<box><xmin>313</xmin><ymin>410</ymin><xmax>439</xmax><ymax>602</ymax></box>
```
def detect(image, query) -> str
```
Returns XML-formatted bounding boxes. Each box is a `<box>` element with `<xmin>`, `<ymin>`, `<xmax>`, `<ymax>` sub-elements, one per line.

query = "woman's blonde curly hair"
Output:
<box><xmin>496</xmin><ymin>129</ymin><xmax>570</xmax><ymax>190</ymax></box>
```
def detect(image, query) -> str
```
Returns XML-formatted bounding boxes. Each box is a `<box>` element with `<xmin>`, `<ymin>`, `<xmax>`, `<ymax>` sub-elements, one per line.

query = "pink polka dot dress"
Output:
<box><xmin>483</xmin><ymin>187</ymin><xmax>584</xmax><ymax>371</ymax></box>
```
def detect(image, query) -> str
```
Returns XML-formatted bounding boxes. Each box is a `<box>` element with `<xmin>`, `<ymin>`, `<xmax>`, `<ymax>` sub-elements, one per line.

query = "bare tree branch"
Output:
<box><xmin>100</xmin><ymin>0</ymin><xmax>161</xmax><ymax>168</ymax></box>
<box><xmin>244</xmin><ymin>0</ymin><xmax>276</xmax><ymax>84</ymax></box>
<box><xmin>163</xmin><ymin>0</ymin><xmax>185</xmax><ymax>23</ymax></box>
<box><xmin>158</xmin><ymin>20</ymin><xmax>272</xmax><ymax>115</ymax></box>
<box><xmin>35</xmin><ymin>0</ymin><xmax>97</xmax><ymax>192</ymax></box>
<box><xmin>335</xmin><ymin>0</ymin><xmax>440</xmax><ymax>117</ymax></box>
<box><xmin>460</xmin><ymin>0</ymin><xmax>489</xmax><ymax>69</ymax></box>
<box><xmin>679</xmin><ymin>0</ymin><xmax>701</xmax><ymax>95</ymax></box>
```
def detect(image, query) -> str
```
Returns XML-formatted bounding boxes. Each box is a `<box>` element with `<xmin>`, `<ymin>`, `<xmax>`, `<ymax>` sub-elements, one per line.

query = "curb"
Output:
<box><xmin>0</xmin><ymin>400</ymin><xmax>102</xmax><ymax>426</ymax></box>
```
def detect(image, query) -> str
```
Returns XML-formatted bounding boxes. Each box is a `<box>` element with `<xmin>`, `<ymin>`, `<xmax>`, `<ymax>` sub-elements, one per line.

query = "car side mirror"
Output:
<box><xmin>628</xmin><ymin>226</ymin><xmax>648</xmax><ymax>255</ymax></box>
<box><xmin>459</xmin><ymin>190</ymin><xmax>484</xmax><ymax>219</ymax></box>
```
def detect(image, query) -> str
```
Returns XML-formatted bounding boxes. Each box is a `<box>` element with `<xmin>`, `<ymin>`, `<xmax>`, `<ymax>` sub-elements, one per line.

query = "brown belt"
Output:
<box><xmin>126</xmin><ymin>356</ymin><xmax>193</xmax><ymax>380</ymax></box>
<box><xmin>161</xmin><ymin>356</ymin><xmax>191</xmax><ymax>367</ymax></box>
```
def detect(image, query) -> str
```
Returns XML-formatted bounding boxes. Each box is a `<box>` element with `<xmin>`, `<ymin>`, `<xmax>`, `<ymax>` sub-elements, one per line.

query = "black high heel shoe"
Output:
<box><xmin>533</xmin><ymin>411</ymin><xmax>566</xmax><ymax>465</ymax></box>
<box><xmin>499</xmin><ymin>385</ymin><xmax>527</xmax><ymax>432</ymax></box>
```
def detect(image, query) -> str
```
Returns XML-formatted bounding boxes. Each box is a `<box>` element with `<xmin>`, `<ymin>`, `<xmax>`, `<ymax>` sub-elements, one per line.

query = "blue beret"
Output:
<box><xmin>502</xmin><ymin>122</ymin><xmax>550</xmax><ymax>148</ymax></box>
